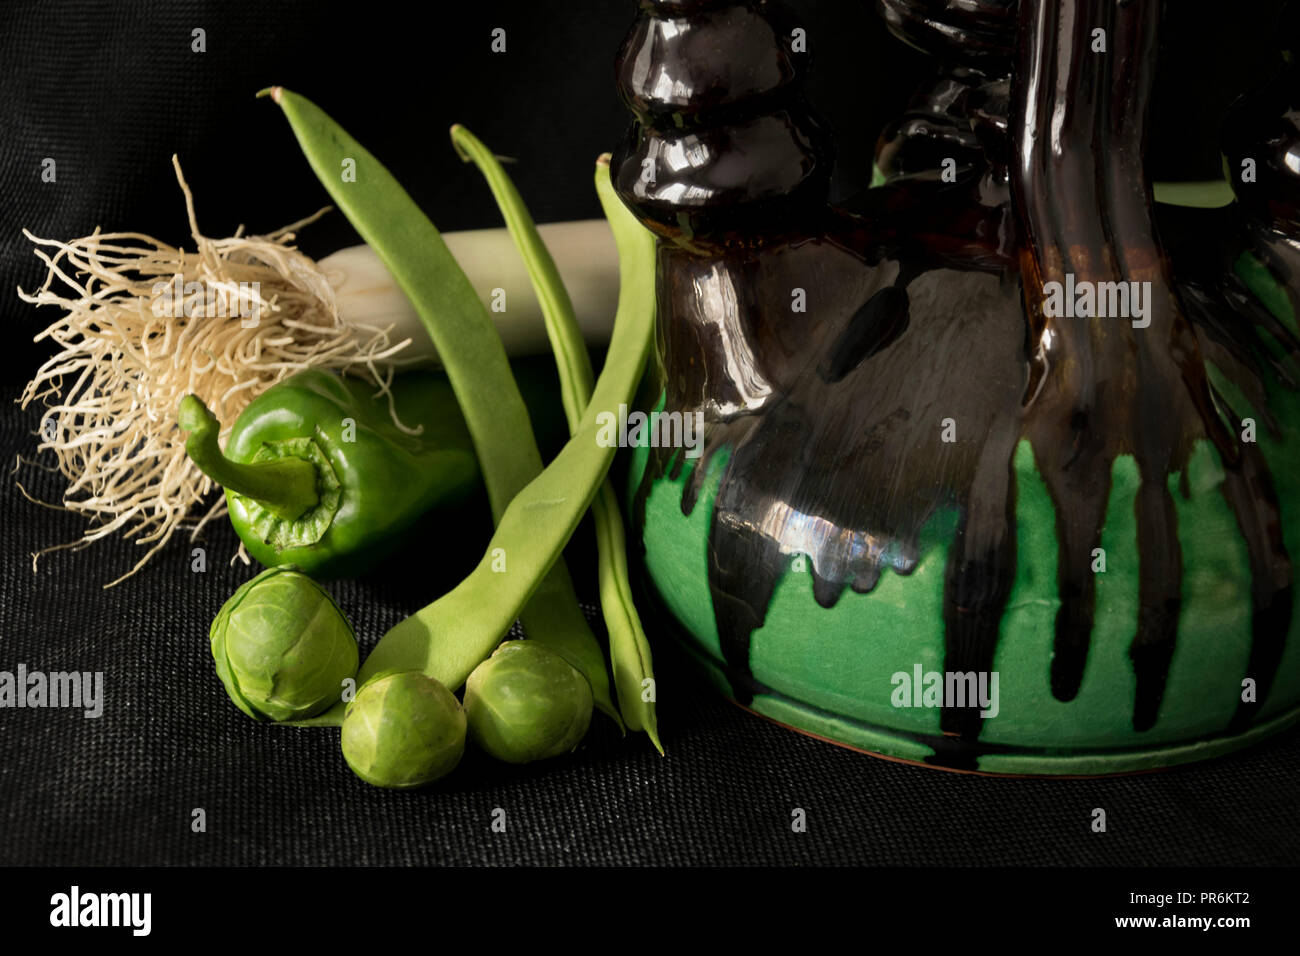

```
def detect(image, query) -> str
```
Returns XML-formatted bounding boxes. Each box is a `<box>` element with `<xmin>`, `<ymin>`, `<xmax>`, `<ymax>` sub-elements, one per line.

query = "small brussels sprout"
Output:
<box><xmin>464</xmin><ymin>640</ymin><xmax>593</xmax><ymax>764</ymax></box>
<box><xmin>341</xmin><ymin>671</ymin><xmax>466</xmax><ymax>788</ymax></box>
<box><xmin>210</xmin><ymin>566</ymin><xmax>358</xmax><ymax>722</ymax></box>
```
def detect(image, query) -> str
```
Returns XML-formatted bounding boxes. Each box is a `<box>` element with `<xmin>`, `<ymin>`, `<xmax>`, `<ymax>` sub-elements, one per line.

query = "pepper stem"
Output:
<box><xmin>177</xmin><ymin>395</ymin><xmax>320</xmax><ymax>520</ymax></box>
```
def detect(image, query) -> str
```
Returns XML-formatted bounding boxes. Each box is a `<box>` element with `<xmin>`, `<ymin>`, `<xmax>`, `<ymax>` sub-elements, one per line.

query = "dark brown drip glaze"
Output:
<box><xmin>874</xmin><ymin>66</ymin><xmax>992</xmax><ymax>184</ymax></box>
<box><xmin>1012</xmin><ymin>0</ymin><xmax>1291</xmax><ymax>731</ymax></box>
<box><xmin>872</xmin><ymin>0</ymin><xmax>1015</xmax><ymax>194</ymax></box>
<box><xmin>1014</xmin><ymin>0</ymin><xmax>1205</xmax><ymax>727</ymax></box>
<box><xmin>612</xmin><ymin>0</ymin><xmax>833</xmax><ymax>240</ymax></box>
<box><xmin>876</xmin><ymin>0</ymin><xmax>1017</xmax><ymax>65</ymax></box>
<box><xmin>615</xmin><ymin>0</ymin><xmax>1298</xmax><ymax>763</ymax></box>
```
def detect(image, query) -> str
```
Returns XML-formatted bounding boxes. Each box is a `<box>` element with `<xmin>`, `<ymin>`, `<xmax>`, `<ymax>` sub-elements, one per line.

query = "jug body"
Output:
<box><xmin>614</xmin><ymin>0</ymin><xmax>1300</xmax><ymax>773</ymax></box>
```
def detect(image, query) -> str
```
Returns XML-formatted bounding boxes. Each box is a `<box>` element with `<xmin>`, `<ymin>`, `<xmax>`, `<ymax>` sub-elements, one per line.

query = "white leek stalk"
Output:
<box><xmin>322</xmin><ymin>218</ymin><xmax>621</xmax><ymax>365</ymax></box>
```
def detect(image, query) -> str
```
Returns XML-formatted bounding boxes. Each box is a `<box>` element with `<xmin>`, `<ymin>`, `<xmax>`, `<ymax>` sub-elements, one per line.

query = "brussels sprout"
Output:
<box><xmin>464</xmin><ymin>640</ymin><xmax>593</xmax><ymax>763</ymax></box>
<box><xmin>341</xmin><ymin>671</ymin><xmax>466</xmax><ymax>788</ymax></box>
<box><xmin>210</xmin><ymin>566</ymin><xmax>358</xmax><ymax>722</ymax></box>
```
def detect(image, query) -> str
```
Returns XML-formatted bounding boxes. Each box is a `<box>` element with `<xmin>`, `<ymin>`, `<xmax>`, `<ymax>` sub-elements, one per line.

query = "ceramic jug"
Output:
<box><xmin>611</xmin><ymin>0</ymin><xmax>1300</xmax><ymax>773</ymax></box>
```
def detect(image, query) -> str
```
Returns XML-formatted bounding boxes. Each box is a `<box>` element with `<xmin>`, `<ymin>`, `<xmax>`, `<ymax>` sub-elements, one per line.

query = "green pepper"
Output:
<box><xmin>178</xmin><ymin>368</ymin><xmax>479</xmax><ymax>578</ymax></box>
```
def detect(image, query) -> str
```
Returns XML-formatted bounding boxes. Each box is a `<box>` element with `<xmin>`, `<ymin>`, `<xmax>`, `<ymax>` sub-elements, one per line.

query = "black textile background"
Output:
<box><xmin>0</xmin><ymin>0</ymin><xmax>1298</xmax><ymax>868</ymax></box>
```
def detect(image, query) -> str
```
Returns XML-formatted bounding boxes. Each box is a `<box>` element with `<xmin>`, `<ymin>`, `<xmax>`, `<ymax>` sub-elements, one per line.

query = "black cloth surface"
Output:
<box><xmin>1</xmin><ymin>0</ymin><xmax>1298</xmax><ymax>867</ymax></box>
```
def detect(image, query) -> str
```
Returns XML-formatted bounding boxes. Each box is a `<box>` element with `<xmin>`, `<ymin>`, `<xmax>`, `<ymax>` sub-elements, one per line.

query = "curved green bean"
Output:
<box><xmin>450</xmin><ymin>126</ymin><xmax>661</xmax><ymax>752</ymax></box>
<box><xmin>355</xmin><ymin>155</ymin><xmax>657</xmax><ymax>693</ymax></box>
<box><xmin>449</xmin><ymin>127</ymin><xmax>595</xmax><ymax>425</ymax></box>
<box><xmin>260</xmin><ymin>87</ymin><xmax>618</xmax><ymax>725</ymax></box>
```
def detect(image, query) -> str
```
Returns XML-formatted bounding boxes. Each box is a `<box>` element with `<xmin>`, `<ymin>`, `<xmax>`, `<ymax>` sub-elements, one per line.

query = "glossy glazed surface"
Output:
<box><xmin>613</xmin><ymin>0</ymin><xmax>1300</xmax><ymax>770</ymax></box>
